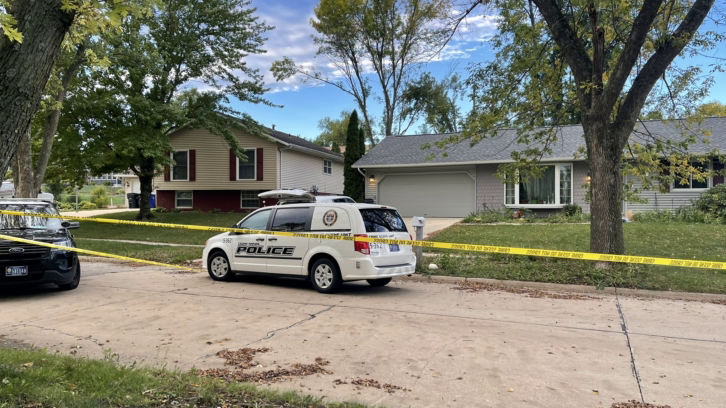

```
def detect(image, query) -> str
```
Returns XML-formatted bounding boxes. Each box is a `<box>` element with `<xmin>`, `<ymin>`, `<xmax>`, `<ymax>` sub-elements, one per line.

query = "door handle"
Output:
<box><xmin>268</xmin><ymin>238</ymin><xmax>278</xmax><ymax>241</ymax></box>
<box><xmin>256</xmin><ymin>238</ymin><xmax>265</xmax><ymax>241</ymax></box>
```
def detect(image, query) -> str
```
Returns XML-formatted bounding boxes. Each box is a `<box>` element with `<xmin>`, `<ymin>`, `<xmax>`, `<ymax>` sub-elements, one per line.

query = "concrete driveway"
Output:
<box><xmin>1</xmin><ymin>261</ymin><xmax>724</xmax><ymax>408</ymax></box>
<box><xmin>404</xmin><ymin>217</ymin><xmax>461</xmax><ymax>238</ymax></box>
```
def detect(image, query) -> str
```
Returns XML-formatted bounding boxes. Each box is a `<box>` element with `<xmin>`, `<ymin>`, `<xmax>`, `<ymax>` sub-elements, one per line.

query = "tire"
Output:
<box><xmin>58</xmin><ymin>264</ymin><xmax>81</xmax><ymax>291</ymax></box>
<box><xmin>310</xmin><ymin>258</ymin><xmax>342</xmax><ymax>294</ymax></box>
<box><xmin>208</xmin><ymin>251</ymin><xmax>234</xmax><ymax>281</ymax></box>
<box><xmin>366</xmin><ymin>277</ymin><xmax>392</xmax><ymax>287</ymax></box>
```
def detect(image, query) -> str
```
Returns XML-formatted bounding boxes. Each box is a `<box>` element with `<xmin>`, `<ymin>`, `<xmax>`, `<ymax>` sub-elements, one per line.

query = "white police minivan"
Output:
<box><xmin>203</xmin><ymin>190</ymin><xmax>416</xmax><ymax>293</ymax></box>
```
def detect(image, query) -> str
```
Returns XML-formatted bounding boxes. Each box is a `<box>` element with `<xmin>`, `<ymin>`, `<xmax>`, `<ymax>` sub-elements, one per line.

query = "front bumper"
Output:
<box><xmin>341</xmin><ymin>259</ymin><xmax>416</xmax><ymax>281</ymax></box>
<box><xmin>0</xmin><ymin>251</ymin><xmax>78</xmax><ymax>286</ymax></box>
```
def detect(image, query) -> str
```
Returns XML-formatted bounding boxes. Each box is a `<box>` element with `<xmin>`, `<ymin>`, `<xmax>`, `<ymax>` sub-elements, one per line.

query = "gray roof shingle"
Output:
<box><xmin>354</xmin><ymin>117</ymin><xmax>726</xmax><ymax>167</ymax></box>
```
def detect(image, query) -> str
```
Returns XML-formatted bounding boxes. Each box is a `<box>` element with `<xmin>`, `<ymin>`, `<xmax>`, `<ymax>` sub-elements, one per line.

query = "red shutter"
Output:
<box><xmin>256</xmin><ymin>148</ymin><xmax>263</xmax><ymax>181</ymax></box>
<box><xmin>714</xmin><ymin>159</ymin><xmax>724</xmax><ymax>186</ymax></box>
<box><xmin>189</xmin><ymin>150</ymin><xmax>196</xmax><ymax>181</ymax></box>
<box><xmin>230</xmin><ymin>149</ymin><xmax>236</xmax><ymax>181</ymax></box>
<box><xmin>164</xmin><ymin>151</ymin><xmax>170</xmax><ymax>182</ymax></box>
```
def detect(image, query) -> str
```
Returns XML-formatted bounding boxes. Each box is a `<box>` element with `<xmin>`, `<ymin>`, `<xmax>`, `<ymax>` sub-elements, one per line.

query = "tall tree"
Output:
<box><xmin>331</xmin><ymin>141</ymin><xmax>341</xmax><ymax>153</ymax></box>
<box><xmin>344</xmin><ymin>110</ymin><xmax>365</xmax><ymax>201</ymax></box>
<box><xmin>399</xmin><ymin>72</ymin><xmax>464</xmax><ymax>134</ymax></box>
<box><xmin>0</xmin><ymin>0</ymin><xmax>149</xmax><ymax>180</ymax></box>
<box><xmin>314</xmin><ymin>110</ymin><xmax>351</xmax><ymax>147</ymax></box>
<box><xmin>12</xmin><ymin>42</ymin><xmax>90</xmax><ymax>198</ymax></box>
<box><xmin>455</xmin><ymin>0</ymin><xmax>722</xmax><ymax>256</ymax></box>
<box><xmin>57</xmin><ymin>0</ymin><xmax>273</xmax><ymax>220</ymax></box>
<box><xmin>696</xmin><ymin>101</ymin><xmax>726</xmax><ymax>117</ymax></box>
<box><xmin>272</xmin><ymin>0</ymin><xmax>451</xmax><ymax>141</ymax></box>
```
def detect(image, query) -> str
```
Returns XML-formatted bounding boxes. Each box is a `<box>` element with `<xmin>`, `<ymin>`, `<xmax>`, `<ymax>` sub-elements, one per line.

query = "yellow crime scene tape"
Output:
<box><xmin>0</xmin><ymin>233</ymin><xmax>198</xmax><ymax>271</ymax></box>
<box><xmin>1</xmin><ymin>210</ymin><xmax>725</xmax><ymax>271</ymax></box>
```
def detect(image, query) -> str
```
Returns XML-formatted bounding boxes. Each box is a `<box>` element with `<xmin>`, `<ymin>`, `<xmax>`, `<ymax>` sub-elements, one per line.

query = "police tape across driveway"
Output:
<box><xmin>0</xmin><ymin>233</ymin><xmax>199</xmax><ymax>271</ymax></box>
<box><xmin>1</xmin><ymin>210</ymin><xmax>725</xmax><ymax>271</ymax></box>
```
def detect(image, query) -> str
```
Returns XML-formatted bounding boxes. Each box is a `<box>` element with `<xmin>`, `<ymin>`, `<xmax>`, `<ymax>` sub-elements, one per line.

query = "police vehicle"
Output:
<box><xmin>203</xmin><ymin>190</ymin><xmax>416</xmax><ymax>293</ymax></box>
<box><xmin>0</xmin><ymin>198</ymin><xmax>81</xmax><ymax>290</ymax></box>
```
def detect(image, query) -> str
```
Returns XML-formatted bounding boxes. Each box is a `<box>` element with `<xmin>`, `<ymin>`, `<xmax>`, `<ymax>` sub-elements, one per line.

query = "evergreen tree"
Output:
<box><xmin>343</xmin><ymin>110</ymin><xmax>364</xmax><ymax>201</ymax></box>
<box><xmin>331</xmin><ymin>141</ymin><xmax>341</xmax><ymax>153</ymax></box>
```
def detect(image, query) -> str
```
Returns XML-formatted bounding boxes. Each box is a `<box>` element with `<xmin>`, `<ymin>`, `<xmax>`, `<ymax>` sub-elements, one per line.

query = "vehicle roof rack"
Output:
<box><xmin>0</xmin><ymin>198</ymin><xmax>54</xmax><ymax>203</ymax></box>
<box><xmin>259</xmin><ymin>189</ymin><xmax>316</xmax><ymax>204</ymax></box>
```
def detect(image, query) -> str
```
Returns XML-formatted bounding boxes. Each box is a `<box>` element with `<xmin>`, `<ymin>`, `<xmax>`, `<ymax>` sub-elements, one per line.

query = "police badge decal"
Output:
<box><xmin>323</xmin><ymin>209</ymin><xmax>338</xmax><ymax>226</ymax></box>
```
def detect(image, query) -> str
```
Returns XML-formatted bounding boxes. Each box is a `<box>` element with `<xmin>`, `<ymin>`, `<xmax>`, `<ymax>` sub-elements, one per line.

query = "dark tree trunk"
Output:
<box><xmin>34</xmin><ymin>43</ymin><xmax>87</xmax><ymax>192</ymax></box>
<box><xmin>0</xmin><ymin>0</ymin><xmax>75</xmax><ymax>173</ymax></box>
<box><xmin>136</xmin><ymin>157</ymin><xmax>155</xmax><ymax>221</ymax></box>
<box><xmin>586</xmin><ymin>119</ymin><xmax>625</xmax><ymax>256</ymax></box>
<box><xmin>15</xmin><ymin>129</ymin><xmax>37</xmax><ymax>198</ymax></box>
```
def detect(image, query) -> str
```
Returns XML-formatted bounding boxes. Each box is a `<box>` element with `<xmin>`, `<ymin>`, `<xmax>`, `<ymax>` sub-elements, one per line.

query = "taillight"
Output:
<box><xmin>354</xmin><ymin>234</ymin><xmax>370</xmax><ymax>255</ymax></box>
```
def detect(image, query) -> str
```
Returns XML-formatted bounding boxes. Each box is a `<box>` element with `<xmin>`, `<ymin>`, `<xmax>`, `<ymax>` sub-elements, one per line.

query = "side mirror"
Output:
<box><xmin>231</xmin><ymin>223</ymin><xmax>238</xmax><ymax>228</ymax></box>
<box><xmin>63</xmin><ymin>221</ymin><xmax>80</xmax><ymax>229</ymax></box>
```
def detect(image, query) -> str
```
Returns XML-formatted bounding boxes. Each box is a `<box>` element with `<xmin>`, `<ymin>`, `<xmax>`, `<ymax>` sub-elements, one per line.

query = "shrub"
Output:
<box><xmin>90</xmin><ymin>186</ymin><xmax>110</xmax><ymax>208</ymax></box>
<box><xmin>79</xmin><ymin>201</ymin><xmax>98</xmax><ymax>210</ymax></box>
<box><xmin>152</xmin><ymin>206</ymin><xmax>169</xmax><ymax>213</ymax></box>
<box><xmin>102</xmin><ymin>181</ymin><xmax>112</xmax><ymax>186</ymax></box>
<box><xmin>57</xmin><ymin>202</ymin><xmax>74</xmax><ymax>211</ymax></box>
<box><xmin>562</xmin><ymin>204</ymin><xmax>582</xmax><ymax>216</ymax></box>
<box><xmin>464</xmin><ymin>208</ymin><xmax>517</xmax><ymax>223</ymax></box>
<box><xmin>693</xmin><ymin>184</ymin><xmax>726</xmax><ymax>220</ymax></box>
<box><xmin>45</xmin><ymin>180</ymin><xmax>65</xmax><ymax>198</ymax></box>
<box><xmin>210</xmin><ymin>208</ymin><xmax>221</xmax><ymax>214</ymax></box>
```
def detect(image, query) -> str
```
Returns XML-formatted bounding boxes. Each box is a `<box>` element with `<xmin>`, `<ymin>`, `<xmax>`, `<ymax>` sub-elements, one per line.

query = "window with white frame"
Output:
<box><xmin>673</xmin><ymin>160</ymin><xmax>710</xmax><ymax>189</ymax></box>
<box><xmin>241</xmin><ymin>190</ymin><xmax>259</xmax><ymax>208</ymax></box>
<box><xmin>171</xmin><ymin>151</ymin><xmax>189</xmax><ymax>181</ymax></box>
<box><xmin>175</xmin><ymin>191</ymin><xmax>193</xmax><ymax>208</ymax></box>
<box><xmin>505</xmin><ymin>164</ymin><xmax>573</xmax><ymax>206</ymax></box>
<box><xmin>237</xmin><ymin>149</ymin><xmax>256</xmax><ymax>180</ymax></box>
<box><xmin>323</xmin><ymin>159</ymin><xmax>332</xmax><ymax>175</ymax></box>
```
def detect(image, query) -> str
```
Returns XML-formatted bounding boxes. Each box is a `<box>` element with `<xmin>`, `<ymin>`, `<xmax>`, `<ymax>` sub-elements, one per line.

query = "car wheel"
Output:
<box><xmin>366</xmin><ymin>277</ymin><xmax>392</xmax><ymax>287</ymax></box>
<box><xmin>58</xmin><ymin>264</ymin><xmax>81</xmax><ymax>291</ymax></box>
<box><xmin>208</xmin><ymin>252</ymin><xmax>234</xmax><ymax>281</ymax></box>
<box><xmin>310</xmin><ymin>258</ymin><xmax>342</xmax><ymax>294</ymax></box>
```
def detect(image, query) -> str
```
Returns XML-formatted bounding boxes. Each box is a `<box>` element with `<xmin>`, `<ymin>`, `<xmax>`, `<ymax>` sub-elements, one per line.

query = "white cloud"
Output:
<box><xmin>245</xmin><ymin>2</ymin><xmax>500</xmax><ymax>93</ymax></box>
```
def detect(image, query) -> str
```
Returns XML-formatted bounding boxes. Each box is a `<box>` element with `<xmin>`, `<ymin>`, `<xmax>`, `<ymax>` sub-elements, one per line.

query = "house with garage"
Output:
<box><xmin>353</xmin><ymin>117</ymin><xmax>726</xmax><ymax>218</ymax></box>
<box><xmin>150</xmin><ymin>124</ymin><xmax>344</xmax><ymax>212</ymax></box>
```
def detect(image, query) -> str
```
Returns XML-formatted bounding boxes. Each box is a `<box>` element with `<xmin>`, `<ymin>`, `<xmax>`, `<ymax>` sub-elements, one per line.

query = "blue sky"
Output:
<box><xmin>231</xmin><ymin>0</ymin><xmax>726</xmax><ymax>141</ymax></box>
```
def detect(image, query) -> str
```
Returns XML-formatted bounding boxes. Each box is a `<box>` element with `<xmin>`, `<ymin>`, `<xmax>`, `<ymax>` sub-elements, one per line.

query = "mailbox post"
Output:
<box><xmin>412</xmin><ymin>216</ymin><xmax>426</xmax><ymax>270</ymax></box>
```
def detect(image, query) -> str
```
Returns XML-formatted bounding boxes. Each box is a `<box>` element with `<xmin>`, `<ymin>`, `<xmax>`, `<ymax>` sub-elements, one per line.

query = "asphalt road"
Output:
<box><xmin>1</xmin><ymin>260</ymin><xmax>724</xmax><ymax>407</ymax></box>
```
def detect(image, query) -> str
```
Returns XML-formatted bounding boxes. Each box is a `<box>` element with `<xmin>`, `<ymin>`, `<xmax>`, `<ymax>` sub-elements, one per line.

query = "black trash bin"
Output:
<box><xmin>127</xmin><ymin>193</ymin><xmax>138</xmax><ymax>208</ymax></box>
<box><xmin>134</xmin><ymin>194</ymin><xmax>141</xmax><ymax>208</ymax></box>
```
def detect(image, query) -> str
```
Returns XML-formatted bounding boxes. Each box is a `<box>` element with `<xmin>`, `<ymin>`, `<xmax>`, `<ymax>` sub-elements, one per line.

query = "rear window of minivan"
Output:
<box><xmin>359</xmin><ymin>209</ymin><xmax>407</xmax><ymax>233</ymax></box>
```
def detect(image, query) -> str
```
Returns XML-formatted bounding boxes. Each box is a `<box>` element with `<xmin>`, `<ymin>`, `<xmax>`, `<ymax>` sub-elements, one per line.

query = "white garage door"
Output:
<box><xmin>378</xmin><ymin>173</ymin><xmax>475</xmax><ymax>217</ymax></box>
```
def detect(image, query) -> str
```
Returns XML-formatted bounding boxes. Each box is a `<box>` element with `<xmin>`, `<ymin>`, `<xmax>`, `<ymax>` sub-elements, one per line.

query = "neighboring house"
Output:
<box><xmin>353</xmin><ymin>118</ymin><xmax>726</xmax><ymax>217</ymax></box>
<box><xmin>89</xmin><ymin>172</ymin><xmax>124</xmax><ymax>186</ymax></box>
<box><xmin>151</xmin><ymin>124</ymin><xmax>344</xmax><ymax>212</ymax></box>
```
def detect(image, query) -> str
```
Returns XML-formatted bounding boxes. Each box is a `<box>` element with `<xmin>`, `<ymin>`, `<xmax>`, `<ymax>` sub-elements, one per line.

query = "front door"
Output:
<box><xmin>266</xmin><ymin>207</ymin><xmax>312</xmax><ymax>275</ymax></box>
<box><xmin>232</xmin><ymin>209</ymin><xmax>272</xmax><ymax>273</ymax></box>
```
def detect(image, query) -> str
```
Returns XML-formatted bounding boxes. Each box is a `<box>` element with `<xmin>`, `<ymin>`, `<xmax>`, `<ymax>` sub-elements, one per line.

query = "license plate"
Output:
<box><xmin>5</xmin><ymin>266</ymin><xmax>28</xmax><ymax>277</ymax></box>
<box><xmin>389</xmin><ymin>244</ymin><xmax>400</xmax><ymax>252</ymax></box>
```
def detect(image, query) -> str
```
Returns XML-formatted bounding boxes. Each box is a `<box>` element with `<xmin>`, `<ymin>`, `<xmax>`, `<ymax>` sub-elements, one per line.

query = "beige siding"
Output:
<box><xmin>280</xmin><ymin>149</ymin><xmax>343</xmax><ymax>194</ymax></box>
<box><xmin>154</xmin><ymin>127</ymin><xmax>278</xmax><ymax>191</ymax></box>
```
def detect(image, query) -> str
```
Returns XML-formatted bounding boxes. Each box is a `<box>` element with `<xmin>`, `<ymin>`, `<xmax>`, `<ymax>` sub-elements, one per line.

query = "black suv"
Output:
<box><xmin>0</xmin><ymin>200</ymin><xmax>81</xmax><ymax>290</ymax></box>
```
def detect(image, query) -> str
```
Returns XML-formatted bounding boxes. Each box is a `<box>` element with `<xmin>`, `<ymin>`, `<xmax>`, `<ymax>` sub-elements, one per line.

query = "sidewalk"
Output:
<box><xmin>60</xmin><ymin>208</ymin><xmax>139</xmax><ymax>217</ymax></box>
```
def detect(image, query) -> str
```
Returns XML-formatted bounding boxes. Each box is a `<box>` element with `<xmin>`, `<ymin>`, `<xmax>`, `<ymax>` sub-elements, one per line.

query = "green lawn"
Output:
<box><xmin>424</xmin><ymin>223</ymin><xmax>726</xmax><ymax>294</ymax></box>
<box><xmin>76</xmin><ymin>239</ymin><xmax>203</xmax><ymax>265</ymax></box>
<box><xmin>72</xmin><ymin>211</ymin><xmax>248</xmax><ymax>245</ymax></box>
<box><xmin>0</xmin><ymin>347</ymin><xmax>366</xmax><ymax>408</ymax></box>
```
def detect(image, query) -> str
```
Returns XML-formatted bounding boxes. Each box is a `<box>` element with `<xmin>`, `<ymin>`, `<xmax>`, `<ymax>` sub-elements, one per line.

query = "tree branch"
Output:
<box><xmin>612</xmin><ymin>0</ymin><xmax>715</xmax><ymax>144</ymax></box>
<box><xmin>599</xmin><ymin>0</ymin><xmax>666</xmax><ymax>113</ymax></box>
<box><xmin>531</xmin><ymin>0</ymin><xmax>593</xmax><ymax>102</ymax></box>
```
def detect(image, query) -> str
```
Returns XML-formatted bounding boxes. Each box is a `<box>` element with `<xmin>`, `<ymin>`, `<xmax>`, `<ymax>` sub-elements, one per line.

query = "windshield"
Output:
<box><xmin>359</xmin><ymin>209</ymin><xmax>407</xmax><ymax>233</ymax></box>
<box><xmin>0</xmin><ymin>204</ymin><xmax>60</xmax><ymax>230</ymax></box>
